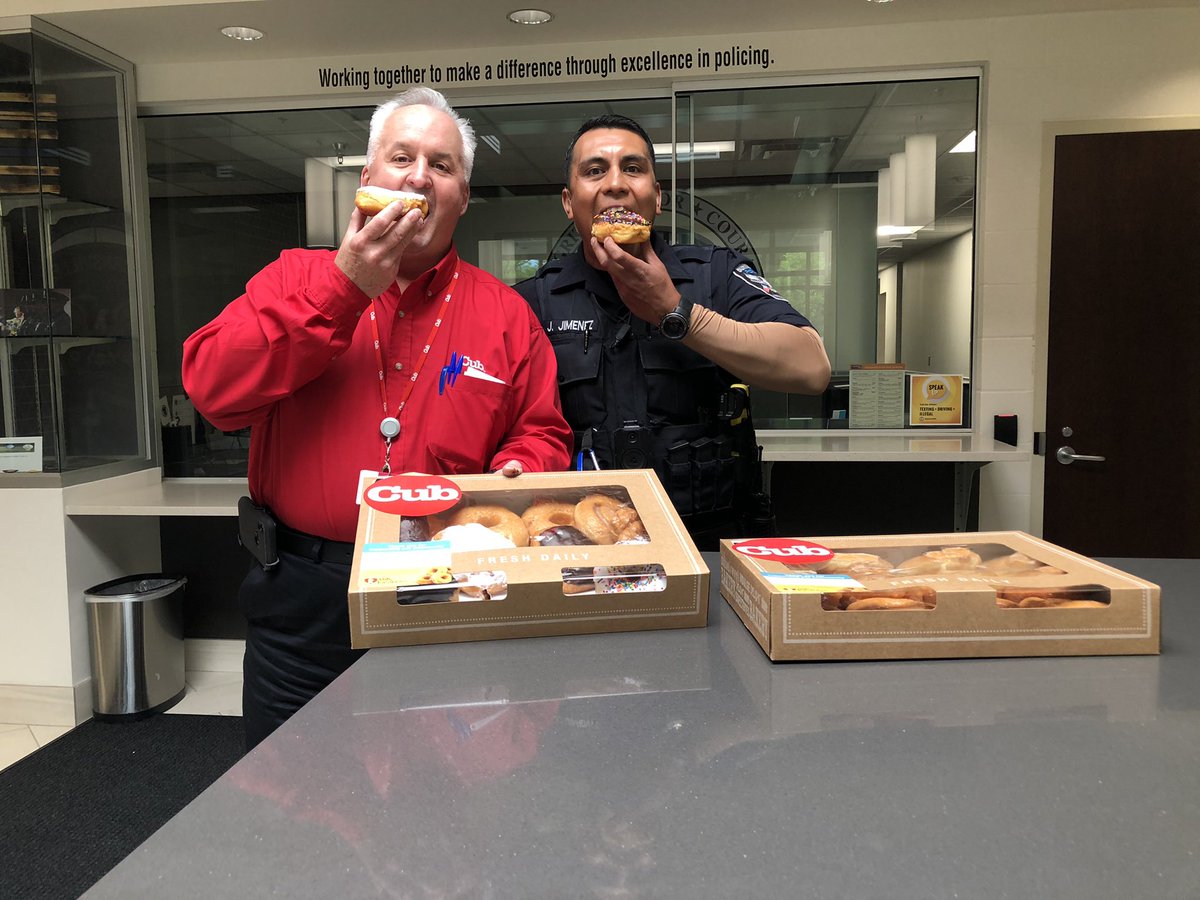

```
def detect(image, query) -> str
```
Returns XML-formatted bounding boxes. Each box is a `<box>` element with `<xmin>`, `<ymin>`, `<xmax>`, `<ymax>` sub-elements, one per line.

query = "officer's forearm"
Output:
<box><xmin>684</xmin><ymin>306</ymin><xmax>832</xmax><ymax>393</ymax></box>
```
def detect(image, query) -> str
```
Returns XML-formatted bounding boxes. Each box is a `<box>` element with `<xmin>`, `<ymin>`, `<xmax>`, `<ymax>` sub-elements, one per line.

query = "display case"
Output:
<box><xmin>0</xmin><ymin>19</ymin><xmax>153</xmax><ymax>479</ymax></box>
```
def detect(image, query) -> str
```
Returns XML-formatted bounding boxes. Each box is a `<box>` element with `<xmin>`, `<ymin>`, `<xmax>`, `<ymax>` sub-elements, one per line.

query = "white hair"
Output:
<box><xmin>366</xmin><ymin>87</ymin><xmax>476</xmax><ymax>181</ymax></box>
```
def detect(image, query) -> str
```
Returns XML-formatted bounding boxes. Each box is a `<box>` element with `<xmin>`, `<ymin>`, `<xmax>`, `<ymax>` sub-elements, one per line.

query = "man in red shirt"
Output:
<box><xmin>183</xmin><ymin>87</ymin><xmax>572</xmax><ymax>749</ymax></box>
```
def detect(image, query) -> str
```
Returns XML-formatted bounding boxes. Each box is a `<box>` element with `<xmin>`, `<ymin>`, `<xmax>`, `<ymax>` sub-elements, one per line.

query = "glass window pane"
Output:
<box><xmin>147</xmin><ymin>76</ymin><xmax>979</xmax><ymax>476</ymax></box>
<box><xmin>676</xmin><ymin>77</ymin><xmax>979</xmax><ymax>428</ymax></box>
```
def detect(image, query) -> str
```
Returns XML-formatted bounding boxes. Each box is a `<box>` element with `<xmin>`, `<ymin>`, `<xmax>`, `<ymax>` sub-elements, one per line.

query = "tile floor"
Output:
<box><xmin>0</xmin><ymin>669</ymin><xmax>242</xmax><ymax>773</ymax></box>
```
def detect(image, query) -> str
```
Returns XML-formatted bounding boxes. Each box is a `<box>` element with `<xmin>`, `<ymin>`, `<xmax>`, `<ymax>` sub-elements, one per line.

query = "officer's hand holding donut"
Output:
<box><xmin>590</xmin><ymin>233</ymin><xmax>683</xmax><ymax>329</ymax></box>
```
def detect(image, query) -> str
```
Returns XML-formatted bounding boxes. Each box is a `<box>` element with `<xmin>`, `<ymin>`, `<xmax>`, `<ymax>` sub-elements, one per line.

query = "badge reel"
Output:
<box><xmin>379</xmin><ymin>416</ymin><xmax>401</xmax><ymax>474</ymax></box>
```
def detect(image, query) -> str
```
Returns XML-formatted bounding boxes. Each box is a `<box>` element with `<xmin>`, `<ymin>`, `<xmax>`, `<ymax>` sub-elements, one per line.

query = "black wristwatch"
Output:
<box><xmin>659</xmin><ymin>294</ymin><xmax>693</xmax><ymax>341</ymax></box>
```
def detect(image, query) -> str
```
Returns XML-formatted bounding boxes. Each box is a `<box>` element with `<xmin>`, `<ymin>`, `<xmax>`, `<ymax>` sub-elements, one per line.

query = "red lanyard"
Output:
<box><xmin>368</xmin><ymin>264</ymin><xmax>460</xmax><ymax>470</ymax></box>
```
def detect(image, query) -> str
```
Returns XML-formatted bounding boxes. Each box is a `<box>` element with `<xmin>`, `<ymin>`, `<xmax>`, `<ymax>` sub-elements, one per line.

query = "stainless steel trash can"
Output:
<box><xmin>85</xmin><ymin>575</ymin><xmax>187</xmax><ymax>720</ymax></box>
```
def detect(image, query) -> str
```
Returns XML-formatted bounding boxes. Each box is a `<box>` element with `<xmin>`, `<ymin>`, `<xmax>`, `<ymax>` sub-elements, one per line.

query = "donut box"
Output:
<box><xmin>719</xmin><ymin>531</ymin><xmax>1160</xmax><ymax>661</ymax></box>
<box><xmin>347</xmin><ymin>470</ymin><xmax>709</xmax><ymax>649</ymax></box>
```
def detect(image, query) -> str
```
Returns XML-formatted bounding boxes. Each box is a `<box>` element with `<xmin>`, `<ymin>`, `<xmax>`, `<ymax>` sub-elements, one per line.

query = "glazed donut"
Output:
<box><xmin>816</xmin><ymin>552</ymin><xmax>892</xmax><ymax>577</ymax></box>
<box><xmin>892</xmin><ymin>547</ymin><xmax>982</xmax><ymax>575</ymax></box>
<box><xmin>446</xmin><ymin>504</ymin><xmax>529</xmax><ymax>547</ymax></box>
<box><xmin>845</xmin><ymin>596</ymin><xmax>930</xmax><ymax>611</ymax></box>
<box><xmin>979</xmin><ymin>551</ymin><xmax>1067</xmax><ymax>576</ymax></box>
<box><xmin>615</xmin><ymin>521</ymin><xmax>650</xmax><ymax>543</ymax></box>
<box><xmin>574</xmin><ymin>494</ymin><xmax>645</xmax><ymax>545</ymax></box>
<box><xmin>354</xmin><ymin>185</ymin><xmax>428</xmax><ymax>217</ymax></box>
<box><xmin>591</xmin><ymin>207</ymin><xmax>651</xmax><ymax>245</ymax></box>
<box><xmin>979</xmin><ymin>551</ymin><xmax>1040</xmax><ymax>575</ymax></box>
<box><xmin>1015</xmin><ymin>596</ymin><xmax>1057</xmax><ymax>608</ymax></box>
<box><xmin>822</xmin><ymin>586</ymin><xmax>935</xmax><ymax>611</ymax></box>
<box><xmin>996</xmin><ymin>586</ymin><xmax>1109</xmax><ymax>609</ymax></box>
<box><xmin>522</xmin><ymin>501</ymin><xmax>577</xmax><ymax>537</ymax></box>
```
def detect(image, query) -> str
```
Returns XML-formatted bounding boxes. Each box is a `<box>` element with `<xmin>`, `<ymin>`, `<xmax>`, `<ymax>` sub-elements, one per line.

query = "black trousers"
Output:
<box><xmin>240</xmin><ymin>551</ymin><xmax>365</xmax><ymax>751</ymax></box>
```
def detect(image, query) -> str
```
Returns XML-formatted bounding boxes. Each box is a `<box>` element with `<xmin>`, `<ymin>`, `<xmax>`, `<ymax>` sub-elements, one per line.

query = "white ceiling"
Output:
<box><xmin>32</xmin><ymin>0</ymin><xmax>1192</xmax><ymax>69</ymax></box>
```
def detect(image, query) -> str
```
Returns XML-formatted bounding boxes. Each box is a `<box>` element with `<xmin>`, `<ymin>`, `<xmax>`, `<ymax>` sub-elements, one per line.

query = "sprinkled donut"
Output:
<box><xmin>446</xmin><ymin>504</ymin><xmax>529</xmax><ymax>547</ymax></box>
<box><xmin>591</xmin><ymin>207</ymin><xmax>650</xmax><ymax>244</ymax></box>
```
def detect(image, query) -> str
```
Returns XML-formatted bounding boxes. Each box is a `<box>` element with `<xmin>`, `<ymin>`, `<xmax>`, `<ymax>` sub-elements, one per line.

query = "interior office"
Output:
<box><xmin>0</xmin><ymin>4</ymin><xmax>1197</xmax><ymax>727</ymax></box>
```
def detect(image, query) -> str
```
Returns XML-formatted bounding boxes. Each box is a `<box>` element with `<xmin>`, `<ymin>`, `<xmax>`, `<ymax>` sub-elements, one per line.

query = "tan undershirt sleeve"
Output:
<box><xmin>683</xmin><ymin>305</ymin><xmax>832</xmax><ymax>394</ymax></box>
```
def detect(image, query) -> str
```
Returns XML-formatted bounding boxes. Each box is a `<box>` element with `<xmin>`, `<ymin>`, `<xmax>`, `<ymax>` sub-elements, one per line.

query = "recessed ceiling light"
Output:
<box><xmin>866</xmin><ymin>0</ymin><xmax>895</xmax><ymax>4</ymax></box>
<box><xmin>221</xmin><ymin>26</ymin><xmax>264</xmax><ymax>41</ymax></box>
<box><xmin>507</xmin><ymin>9</ymin><xmax>553</xmax><ymax>25</ymax></box>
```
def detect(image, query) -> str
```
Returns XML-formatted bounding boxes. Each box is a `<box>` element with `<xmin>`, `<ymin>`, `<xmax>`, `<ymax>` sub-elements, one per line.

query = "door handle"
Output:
<box><xmin>1055</xmin><ymin>445</ymin><xmax>1106</xmax><ymax>465</ymax></box>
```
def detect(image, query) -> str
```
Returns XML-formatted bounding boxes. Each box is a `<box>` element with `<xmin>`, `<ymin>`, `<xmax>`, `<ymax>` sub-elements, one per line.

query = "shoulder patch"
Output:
<box><xmin>733</xmin><ymin>263</ymin><xmax>784</xmax><ymax>300</ymax></box>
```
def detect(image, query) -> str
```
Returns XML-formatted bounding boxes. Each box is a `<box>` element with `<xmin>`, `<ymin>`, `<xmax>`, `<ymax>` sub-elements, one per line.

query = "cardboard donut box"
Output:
<box><xmin>719</xmin><ymin>531</ymin><xmax>1160</xmax><ymax>661</ymax></box>
<box><xmin>348</xmin><ymin>470</ymin><xmax>708</xmax><ymax>649</ymax></box>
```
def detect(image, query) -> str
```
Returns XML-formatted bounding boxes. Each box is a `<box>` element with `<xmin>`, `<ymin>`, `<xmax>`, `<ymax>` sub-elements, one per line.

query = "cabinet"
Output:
<box><xmin>0</xmin><ymin>20</ymin><xmax>152</xmax><ymax>477</ymax></box>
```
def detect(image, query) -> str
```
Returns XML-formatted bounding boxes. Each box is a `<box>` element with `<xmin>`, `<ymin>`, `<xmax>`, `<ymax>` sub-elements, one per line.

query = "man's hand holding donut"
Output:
<box><xmin>334</xmin><ymin>198</ymin><xmax>426</xmax><ymax>299</ymax></box>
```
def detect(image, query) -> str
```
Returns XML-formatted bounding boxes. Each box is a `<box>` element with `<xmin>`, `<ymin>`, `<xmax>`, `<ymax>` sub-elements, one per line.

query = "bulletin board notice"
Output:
<box><xmin>849</xmin><ymin>364</ymin><xmax>906</xmax><ymax>429</ymax></box>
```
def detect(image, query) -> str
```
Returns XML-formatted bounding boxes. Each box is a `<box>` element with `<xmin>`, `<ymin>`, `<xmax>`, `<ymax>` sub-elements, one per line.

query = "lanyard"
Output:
<box><xmin>368</xmin><ymin>264</ymin><xmax>460</xmax><ymax>472</ymax></box>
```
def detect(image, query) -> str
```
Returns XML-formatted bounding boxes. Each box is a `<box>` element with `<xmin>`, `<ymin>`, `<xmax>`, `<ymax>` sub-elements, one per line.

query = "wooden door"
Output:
<box><xmin>1043</xmin><ymin>129</ymin><xmax>1200</xmax><ymax>557</ymax></box>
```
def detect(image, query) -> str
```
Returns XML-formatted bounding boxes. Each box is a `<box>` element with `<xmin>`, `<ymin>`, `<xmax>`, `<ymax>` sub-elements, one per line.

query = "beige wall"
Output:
<box><xmin>0</xmin><ymin>472</ymin><xmax>162</xmax><ymax>722</ymax></box>
<box><xmin>902</xmin><ymin>230</ymin><xmax>974</xmax><ymax>378</ymax></box>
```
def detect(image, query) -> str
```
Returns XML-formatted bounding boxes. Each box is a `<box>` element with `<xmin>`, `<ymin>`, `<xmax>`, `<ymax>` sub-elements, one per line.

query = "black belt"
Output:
<box><xmin>276</xmin><ymin>524</ymin><xmax>356</xmax><ymax>566</ymax></box>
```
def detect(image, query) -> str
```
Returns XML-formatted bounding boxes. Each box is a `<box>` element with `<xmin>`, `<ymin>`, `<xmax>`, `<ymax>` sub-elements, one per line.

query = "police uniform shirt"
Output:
<box><xmin>516</xmin><ymin>234</ymin><xmax>814</xmax><ymax>446</ymax></box>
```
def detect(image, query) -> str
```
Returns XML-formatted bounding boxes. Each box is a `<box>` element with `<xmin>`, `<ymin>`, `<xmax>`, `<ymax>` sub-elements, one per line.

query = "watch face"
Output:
<box><xmin>661</xmin><ymin>312</ymin><xmax>687</xmax><ymax>339</ymax></box>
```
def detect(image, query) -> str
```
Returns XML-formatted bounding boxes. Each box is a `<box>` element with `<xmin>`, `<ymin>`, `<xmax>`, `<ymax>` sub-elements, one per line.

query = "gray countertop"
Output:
<box><xmin>85</xmin><ymin>556</ymin><xmax>1200</xmax><ymax>899</ymax></box>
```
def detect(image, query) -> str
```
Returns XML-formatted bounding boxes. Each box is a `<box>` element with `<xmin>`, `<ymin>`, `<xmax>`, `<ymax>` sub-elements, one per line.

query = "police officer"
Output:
<box><xmin>516</xmin><ymin>114</ymin><xmax>831</xmax><ymax>548</ymax></box>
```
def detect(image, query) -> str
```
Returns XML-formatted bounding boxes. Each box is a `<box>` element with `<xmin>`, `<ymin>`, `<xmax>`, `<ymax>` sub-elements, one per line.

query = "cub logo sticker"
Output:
<box><xmin>363</xmin><ymin>475</ymin><xmax>461</xmax><ymax>516</ymax></box>
<box><xmin>732</xmin><ymin>538</ymin><xmax>835</xmax><ymax>564</ymax></box>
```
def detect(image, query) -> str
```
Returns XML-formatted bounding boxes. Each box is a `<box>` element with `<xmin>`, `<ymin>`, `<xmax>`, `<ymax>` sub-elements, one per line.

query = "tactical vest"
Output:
<box><xmin>526</xmin><ymin>247</ymin><xmax>771</xmax><ymax>534</ymax></box>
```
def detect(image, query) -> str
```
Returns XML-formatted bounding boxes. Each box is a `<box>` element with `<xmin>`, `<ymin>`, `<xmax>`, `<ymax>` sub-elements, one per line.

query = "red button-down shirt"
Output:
<box><xmin>183</xmin><ymin>246</ymin><xmax>572</xmax><ymax>541</ymax></box>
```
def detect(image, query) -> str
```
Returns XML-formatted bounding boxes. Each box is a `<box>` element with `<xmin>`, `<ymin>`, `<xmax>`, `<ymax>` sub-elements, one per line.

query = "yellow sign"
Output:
<box><xmin>909</xmin><ymin>374</ymin><xmax>964</xmax><ymax>426</ymax></box>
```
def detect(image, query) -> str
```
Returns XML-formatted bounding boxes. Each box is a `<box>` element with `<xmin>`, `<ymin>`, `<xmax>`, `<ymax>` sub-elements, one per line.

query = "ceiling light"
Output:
<box><xmin>221</xmin><ymin>26</ymin><xmax>264</xmax><ymax>41</ymax></box>
<box><xmin>507</xmin><ymin>9</ymin><xmax>553</xmax><ymax>25</ymax></box>
<box><xmin>654</xmin><ymin>141</ymin><xmax>736</xmax><ymax>161</ymax></box>
<box><xmin>950</xmin><ymin>131</ymin><xmax>976</xmax><ymax>153</ymax></box>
